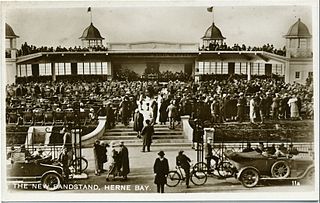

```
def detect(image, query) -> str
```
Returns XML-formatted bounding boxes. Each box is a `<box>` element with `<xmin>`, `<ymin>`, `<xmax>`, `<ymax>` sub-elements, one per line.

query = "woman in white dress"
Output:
<box><xmin>288</xmin><ymin>95</ymin><xmax>299</xmax><ymax>119</ymax></box>
<box><xmin>249</xmin><ymin>96</ymin><xmax>256</xmax><ymax>123</ymax></box>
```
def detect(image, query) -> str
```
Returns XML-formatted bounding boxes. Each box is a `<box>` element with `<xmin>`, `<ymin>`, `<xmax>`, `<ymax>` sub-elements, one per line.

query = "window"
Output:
<box><xmin>77</xmin><ymin>63</ymin><xmax>84</xmax><ymax>75</ymax></box>
<box><xmin>259</xmin><ymin>63</ymin><xmax>265</xmax><ymax>75</ymax></box>
<box><xmin>56</xmin><ymin>63</ymin><xmax>65</xmax><ymax>75</ymax></box>
<box><xmin>90</xmin><ymin>62</ymin><xmax>96</xmax><ymax>74</ymax></box>
<box><xmin>198</xmin><ymin>62</ymin><xmax>204</xmax><ymax>74</ymax></box>
<box><xmin>46</xmin><ymin>63</ymin><xmax>52</xmax><ymax>75</ymax></box>
<box><xmin>83</xmin><ymin>63</ymin><xmax>90</xmax><ymax>75</ymax></box>
<box><xmin>39</xmin><ymin>64</ymin><xmax>46</xmax><ymax>76</ymax></box>
<box><xmin>235</xmin><ymin>63</ymin><xmax>241</xmax><ymax>74</ymax></box>
<box><xmin>65</xmin><ymin>63</ymin><xmax>71</xmax><ymax>75</ymax></box>
<box><xmin>102</xmin><ymin>62</ymin><xmax>107</xmax><ymax>74</ymax></box>
<box><xmin>204</xmin><ymin>62</ymin><xmax>210</xmax><ymax>74</ymax></box>
<box><xmin>26</xmin><ymin>64</ymin><xmax>32</xmax><ymax>76</ymax></box>
<box><xmin>222</xmin><ymin>62</ymin><xmax>228</xmax><ymax>74</ymax></box>
<box><xmin>295</xmin><ymin>72</ymin><xmax>300</xmax><ymax>79</ymax></box>
<box><xmin>240</xmin><ymin>63</ymin><xmax>247</xmax><ymax>74</ymax></box>
<box><xmin>252</xmin><ymin>63</ymin><xmax>259</xmax><ymax>75</ymax></box>
<box><xmin>299</xmin><ymin>39</ymin><xmax>307</xmax><ymax>48</ymax></box>
<box><xmin>96</xmin><ymin>62</ymin><xmax>102</xmax><ymax>75</ymax></box>
<box><xmin>308</xmin><ymin>72</ymin><xmax>313</xmax><ymax>77</ymax></box>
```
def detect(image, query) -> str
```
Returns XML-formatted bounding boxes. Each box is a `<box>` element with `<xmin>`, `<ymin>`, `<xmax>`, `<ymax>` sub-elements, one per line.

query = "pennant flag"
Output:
<box><xmin>207</xmin><ymin>7</ymin><xmax>213</xmax><ymax>12</ymax></box>
<box><xmin>87</xmin><ymin>7</ymin><xmax>91</xmax><ymax>12</ymax></box>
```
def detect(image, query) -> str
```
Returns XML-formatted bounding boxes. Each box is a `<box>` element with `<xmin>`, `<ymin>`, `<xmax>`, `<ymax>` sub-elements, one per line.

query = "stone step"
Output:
<box><xmin>99</xmin><ymin>138</ymin><xmax>191</xmax><ymax>144</ymax></box>
<box><xmin>107</xmin><ymin>128</ymin><xmax>181</xmax><ymax>132</ymax></box>
<box><xmin>101</xmin><ymin>134</ymin><xmax>186</xmax><ymax>140</ymax></box>
<box><xmin>104</xmin><ymin>131</ymin><xmax>183</xmax><ymax>136</ymax></box>
<box><xmin>83</xmin><ymin>142</ymin><xmax>192</xmax><ymax>148</ymax></box>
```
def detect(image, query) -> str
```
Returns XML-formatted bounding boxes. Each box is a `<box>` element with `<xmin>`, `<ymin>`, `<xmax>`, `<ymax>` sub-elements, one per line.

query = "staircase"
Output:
<box><xmin>100</xmin><ymin>123</ymin><xmax>192</xmax><ymax>147</ymax></box>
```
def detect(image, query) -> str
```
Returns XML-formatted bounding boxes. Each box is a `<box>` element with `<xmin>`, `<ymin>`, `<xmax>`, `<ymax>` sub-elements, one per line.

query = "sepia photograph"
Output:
<box><xmin>1</xmin><ymin>0</ymin><xmax>319</xmax><ymax>201</ymax></box>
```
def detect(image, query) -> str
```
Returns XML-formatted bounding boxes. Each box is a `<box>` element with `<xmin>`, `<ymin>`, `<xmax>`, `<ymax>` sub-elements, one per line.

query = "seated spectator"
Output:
<box><xmin>274</xmin><ymin>143</ymin><xmax>287</xmax><ymax>157</ymax></box>
<box><xmin>255</xmin><ymin>142</ymin><xmax>265</xmax><ymax>154</ymax></box>
<box><xmin>242</xmin><ymin>142</ymin><xmax>254</xmax><ymax>152</ymax></box>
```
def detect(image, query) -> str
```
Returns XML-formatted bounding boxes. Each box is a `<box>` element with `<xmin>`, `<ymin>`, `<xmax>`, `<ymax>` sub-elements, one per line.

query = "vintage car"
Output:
<box><xmin>224</xmin><ymin>150</ymin><xmax>314</xmax><ymax>188</ymax></box>
<box><xmin>7</xmin><ymin>151</ymin><xmax>66</xmax><ymax>191</ymax></box>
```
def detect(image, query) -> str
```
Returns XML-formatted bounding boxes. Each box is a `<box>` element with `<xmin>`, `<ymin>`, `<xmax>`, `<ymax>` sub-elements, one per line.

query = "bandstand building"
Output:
<box><xmin>5</xmin><ymin>17</ymin><xmax>313</xmax><ymax>85</ymax></box>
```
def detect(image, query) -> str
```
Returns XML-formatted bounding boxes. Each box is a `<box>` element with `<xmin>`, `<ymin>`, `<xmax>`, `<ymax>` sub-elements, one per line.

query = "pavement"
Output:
<box><xmin>7</xmin><ymin>145</ymin><xmax>315</xmax><ymax>194</ymax></box>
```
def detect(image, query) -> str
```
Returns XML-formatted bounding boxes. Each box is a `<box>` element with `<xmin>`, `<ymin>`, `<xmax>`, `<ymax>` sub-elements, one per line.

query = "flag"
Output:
<box><xmin>207</xmin><ymin>7</ymin><xmax>213</xmax><ymax>12</ymax></box>
<box><xmin>87</xmin><ymin>7</ymin><xmax>91</xmax><ymax>12</ymax></box>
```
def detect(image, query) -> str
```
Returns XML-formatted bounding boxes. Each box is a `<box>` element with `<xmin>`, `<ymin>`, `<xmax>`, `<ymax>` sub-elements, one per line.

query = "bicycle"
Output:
<box><xmin>193</xmin><ymin>157</ymin><xmax>236</xmax><ymax>178</ymax></box>
<box><xmin>166</xmin><ymin>164</ymin><xmax>207</xmax><ymax>187</ymax></box>
<box><xmin>70</xmin><ymin>156</ymin><xmax>88</xmax><ymax>173</ymax></box>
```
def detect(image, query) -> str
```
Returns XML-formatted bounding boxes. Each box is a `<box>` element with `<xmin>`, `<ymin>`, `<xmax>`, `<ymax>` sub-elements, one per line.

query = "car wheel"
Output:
<box><xmin>239</xmin><ymin>168</ymin><xmax>260</xmax><ymax>188</ymax></box>
<box><xmin>271</xmin><ymin>161</ymin><xmax>290</xmax><ymax>178</ymax></box>
<box><xmin>42</xmin><ymin>173</ymin><xmax>62</xmax><ymax>191</ymax></box>
<box><xmin>217</xmin><ymin>161</ymin><xmax>235</xmax><ymax>178</ymax></box>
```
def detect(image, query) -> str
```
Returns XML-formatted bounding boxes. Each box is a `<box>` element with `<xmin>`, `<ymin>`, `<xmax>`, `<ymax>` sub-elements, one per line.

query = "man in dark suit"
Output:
<box><xmin>153</xmin><ymin>151</ymin><xmax>169</xmax><ymax>193</ymax></box>
<box><xmin>119</xmin><ymin>141</ymin><xmax>130</xmax><ymax>180</ymax></box>
<box><xmin>141</xmin><ymin>119</ymin><xmax>154</xmax><ymax>152</ymax></box>
<box><xmin>176</xmin><ymin>150</ymin><xmax>191</xmax><ymax>188</ymax></box>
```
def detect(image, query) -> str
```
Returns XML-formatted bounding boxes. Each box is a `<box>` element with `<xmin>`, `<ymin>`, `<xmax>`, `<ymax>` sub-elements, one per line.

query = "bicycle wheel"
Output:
<box><xmin>190</xmin><ymin>170</ymin><xmax>207</xmax><ymax>186</ymax></box>
<box><xmin>217</xmin><ymin>161</ymin><xmax>235</xmax><ymax>178</ymax></box>
<box><xmin>193</xmin><ymin>162</ymin><xmax>208</xmax><ymax>172</ymax></box>
<box><xmin>71</xmin><ymin>157</ymin><xmax>88</xmax><ymax>173</ymax></box>
<box><xmin>166</xmin><ymin>171</ymin><xmax>181</xmax><ymax>187</ymax></box>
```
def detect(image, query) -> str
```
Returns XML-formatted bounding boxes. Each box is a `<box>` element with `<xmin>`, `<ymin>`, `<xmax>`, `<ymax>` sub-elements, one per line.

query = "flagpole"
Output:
<box><xmin>212</xmin><ymin>7</ymin><xmax>214</xmax><ymax>23</ymax></box>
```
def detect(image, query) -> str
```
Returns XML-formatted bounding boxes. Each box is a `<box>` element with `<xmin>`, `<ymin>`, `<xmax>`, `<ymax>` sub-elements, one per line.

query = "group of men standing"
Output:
<box><xmin>93</xmin><ymin>140</ymin><xmax>130</xmax><ymax>180</ymax></box>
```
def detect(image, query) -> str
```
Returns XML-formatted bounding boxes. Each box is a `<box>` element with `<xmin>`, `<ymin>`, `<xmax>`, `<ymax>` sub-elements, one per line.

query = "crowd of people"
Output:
<box><xmin>17</xmin><ymin>42</ymin><xmax>108</xmax><ymax>56</ymax></box>
<box><xmin>5</xmin><ymin>75</ymin><xmax>314</xmax><ymax>193</ymax></box>
<box><xmin>16</xmin><ymin>42</ymin><xmax>286</xmax><ymax>57</ymax></box>
<box><xmin>200</xmin><ymin>42</ymin><xmax>286</xmax><ymax>56</ymax></box>
<box><xmin>6</xmin><ymin>77</ymin><xmax>313</xmax><ymax>129</ymax></box>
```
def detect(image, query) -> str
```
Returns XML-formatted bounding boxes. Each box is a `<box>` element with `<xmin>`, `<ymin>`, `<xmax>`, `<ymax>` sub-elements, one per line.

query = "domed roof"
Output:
<box><xmin>5</xmin><ymin>23</ymin><xmax>19</xmax><ymax>39</ymax></box>
<box><xmin>285</xmin><ymin>18</ymin><xmax>311</xmax><ymax>38</ymax></box>
<box><xmin>202</xmin><ymin>23</ymin><xmax>225</xmax><ymax>40</ymax></box>
<box><xmin>80</xmin><ymin>23</ymin><xmax>104</xmax><ymax>40</ymax></box>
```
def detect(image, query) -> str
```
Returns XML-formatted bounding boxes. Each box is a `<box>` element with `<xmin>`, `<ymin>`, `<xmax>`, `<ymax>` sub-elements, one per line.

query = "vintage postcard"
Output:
<box><xmin>1</xmin><ymin>0</ymin><xmax>319</xmax><ymax>201</ymax></box>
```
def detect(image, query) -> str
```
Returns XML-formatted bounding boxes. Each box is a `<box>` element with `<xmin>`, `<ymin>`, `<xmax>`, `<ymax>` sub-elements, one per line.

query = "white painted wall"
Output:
<box><xmin>288</xmin><ymin>60</ymin><xmax>313</xmax><ymax>84</ymax></box>
<box><xmin>6</xmin><ymin>62</ymin><xmax>16</xmax><ymax>85</ymax></box>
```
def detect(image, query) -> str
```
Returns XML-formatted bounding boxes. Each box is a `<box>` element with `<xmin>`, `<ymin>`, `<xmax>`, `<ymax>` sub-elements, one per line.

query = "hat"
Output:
<box><xmin>110</xmin><ymin>141</ymin><xmax>117</xmax><ymax>147</ymax></box>
<box><xmin>179</xmin><ymin>150</ymin><xmax>184</xmax><ymax>154</ymax></box>
<box><xmin>158</xmin><ymin>151</ymin><xmax>165</xmax><ymax>156</ymax></box>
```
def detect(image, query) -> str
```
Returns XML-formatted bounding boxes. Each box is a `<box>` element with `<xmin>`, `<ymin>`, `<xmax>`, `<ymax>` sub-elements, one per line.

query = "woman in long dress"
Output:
<box><xmin>106</xmin><ymin>141</ymin><xmax>120</xmax><ymax>181</ymax></box>
<box><xmin>288</xmin><ymin>95</ymin><xmax>299</xmax><ymax>119</ymax></box>
<box><xmin>249</xmin><ymin>97</ymin><xmax>256</xmax><ymax>123</ymax></box>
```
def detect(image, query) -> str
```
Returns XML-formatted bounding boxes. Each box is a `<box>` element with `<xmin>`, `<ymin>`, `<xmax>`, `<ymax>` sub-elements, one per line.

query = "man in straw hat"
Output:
<box><xmin>153</xmin><ymin>151</ymin><xmax>169</xmax><ymax>193</ymax></box>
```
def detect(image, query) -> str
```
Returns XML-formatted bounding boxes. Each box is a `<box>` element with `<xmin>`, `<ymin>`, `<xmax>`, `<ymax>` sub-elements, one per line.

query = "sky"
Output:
<box><xmin>4</xmin><ymin>2</ymin><xmax>314</xmax><ymax>50</ymax></box>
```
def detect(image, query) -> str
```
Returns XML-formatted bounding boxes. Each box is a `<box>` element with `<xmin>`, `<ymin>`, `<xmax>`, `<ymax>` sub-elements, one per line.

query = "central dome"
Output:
<box><xmin>80</xmin><ymin>23</ymin><xmax>104</xmax><ymax>40</ymax></box>
<box><xmin>202</xmin><ymin>23</ymin><xmax>225</xmax><ymax>40</ymax></box>
<box><xmin>285</xmin><ymin>18</ymin><xmax>311</xmax><ymax>38</ymax></box>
